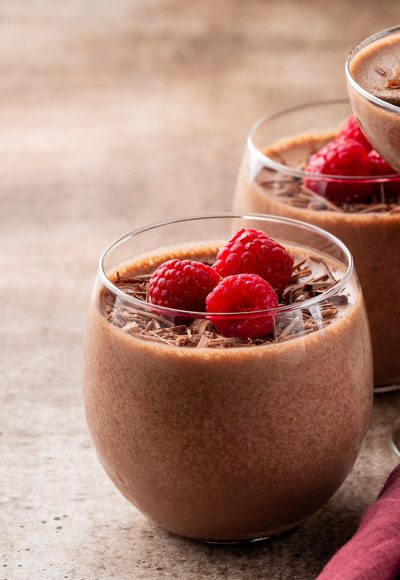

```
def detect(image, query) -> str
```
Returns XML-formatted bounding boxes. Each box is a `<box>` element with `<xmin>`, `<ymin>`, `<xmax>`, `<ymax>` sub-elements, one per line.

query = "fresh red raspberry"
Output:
<box><xmin>338</xmin><ymin>116</ymin><xmax>372</xmax><ymax>151</ymax></box>
<box><xmin>213</xmin><ymin>228</ymin><xmax>294</xmax><ymax>294</ymax></box>
<box><xmin>368</xmin><ymin>149</ymin><xmax>397</xmax><ymax>176</ymax></box>
<box><xmin>206</xmin><ymin>274</ymin><xmax>278</xmax><ymax>339</ymax></box>
<box><xmin>148</xmin><ymin>259</ymin><xmax>221</xmax><ymax>312</ymax></box>
<box><xmin>305</xmin><ymin>138</ymin><xmax>371</xmax><ymax>203</ymax></box>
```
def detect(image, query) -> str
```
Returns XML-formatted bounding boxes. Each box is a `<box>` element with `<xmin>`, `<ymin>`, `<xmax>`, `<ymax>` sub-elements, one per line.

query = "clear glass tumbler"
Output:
<box><xmin>346</xmin><ymin>25</ymin><xmax>400</xmax><ymax>173</ymax></box>
<box><xmin>84</xmin><ymin>214</ymin><xmax>373</xmax><ymax>542</ymax></box>
<box><xmin>346</xmin><ymin>27</ymin><xmax>400</xmax><ymax>454</ymax></box>
<box><xmin>234</xmin><ymin>100</ymin><xmax>400</xmax><ymax>390</ymax></box>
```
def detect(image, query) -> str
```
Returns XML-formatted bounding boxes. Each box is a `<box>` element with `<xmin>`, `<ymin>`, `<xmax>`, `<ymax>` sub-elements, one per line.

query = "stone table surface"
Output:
<box><xmin>1</xmin><ymin>1</ymin><xmax>399</xmax><ymax>578</ymax></box>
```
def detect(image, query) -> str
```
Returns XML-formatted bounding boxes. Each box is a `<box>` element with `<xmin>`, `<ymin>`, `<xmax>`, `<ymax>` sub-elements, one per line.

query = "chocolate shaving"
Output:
<box><xmin>292</xmin><ymin>258</ymin><xmax>307</xmax><ymax>271</ymax></box>
<box><xmin>375</xmin><ymin>66</ymin><xmax>387</xmax><ymax>77</ymax></box>
<box><xmin>309</xmin><ymin>257</ymin><xmax>337</xmax><ymax>283</ymax></box>
<box><xmin>386</xmin><ymin>78</ymin><xmax>400</xmax><ymax>89</ymax></box>
<box><xmin>358</xmin><ymin>203</ymin><xmax>393</xmax><ymax>213</ymax></box>
<box><xmin>122</xmin><ymin>321</ymin><xmax>141</xmax><ymax>333</ymax></box>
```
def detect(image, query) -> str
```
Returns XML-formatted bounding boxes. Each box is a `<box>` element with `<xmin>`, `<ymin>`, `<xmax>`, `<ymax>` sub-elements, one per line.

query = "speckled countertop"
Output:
<box><xmin>1</xmin><ymin>1</ymin><xmax>399</xmax><ymax>578</ymax></box>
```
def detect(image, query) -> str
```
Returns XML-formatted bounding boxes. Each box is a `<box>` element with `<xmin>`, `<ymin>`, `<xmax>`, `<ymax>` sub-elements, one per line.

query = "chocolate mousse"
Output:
<box><xmin>347</xmin><ymin>29</ymin><xmax>400</xmax><ymax>171</ymax></box>
<box><xmin>84</xmin><ymin>236</ymin><xmax>372</xmax><ymax>542</ymax></box>
<box><xmin>235</xmin><ymin>134</ymin><xmax>400</xmax><ymax>387</ymax></box>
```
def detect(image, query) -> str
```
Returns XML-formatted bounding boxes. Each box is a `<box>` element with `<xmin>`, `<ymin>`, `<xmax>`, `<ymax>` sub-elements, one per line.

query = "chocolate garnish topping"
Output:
<box><xmin>102</xmin><ymin>257</ymin><xmax>349</xmax><ymax>348</ymax></box>
<box><xmin>256</xmin><ymin>149</ymin><xmax>400</xmax><ymax>214</ymax></box>
<box><xmin>386</xmin><ymin>78</ymin><xmax>400</xmax><ymax>89</ymax></box>
<box><xmin>375</xmin><ymin>66</ymin><xmax>387</xmax><ymax>77</ymax></box>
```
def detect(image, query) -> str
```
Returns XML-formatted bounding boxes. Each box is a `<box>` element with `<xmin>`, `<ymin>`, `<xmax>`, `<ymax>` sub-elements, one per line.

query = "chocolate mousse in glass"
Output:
<box><xmin>346</xmin><ymin>27</ymin><xmax>400</xmax><ymax>454</ymax></box>
<box><xmin>84</xmin><ymin>214</ymin><xmax>373</xmax><ymax>542</ymax></box>
<box><xmin>234</xmin><ymin>100</ymin><xmax>400</xmax><ymax>390</ymax></box>
<box><xmin>346</xmin><ymin>25</ymin><xmax>400</xmax><ymax>172</ymax></box>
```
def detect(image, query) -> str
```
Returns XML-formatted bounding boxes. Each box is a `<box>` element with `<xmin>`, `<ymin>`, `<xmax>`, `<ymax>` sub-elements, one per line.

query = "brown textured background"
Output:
<box><xmin>2</xmin><ymin>1</ymin><xmax>399</xmax><ymax>578</ymax></box>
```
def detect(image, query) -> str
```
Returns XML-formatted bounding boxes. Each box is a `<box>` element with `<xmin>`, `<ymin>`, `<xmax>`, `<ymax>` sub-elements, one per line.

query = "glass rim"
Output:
<box><xmin>99</xmin><ymin>213</ymin><xmax>354</xmax><ymax>318</ymax></box>
<box><xmin>247</xmin><ymin>98</ymin><xmax>400</xmax><ymax>181</ymax></box>
<box><xmin>345</xmin><ymin>25</ymin><xmax>400</xmax><ymax>116</ymax></box>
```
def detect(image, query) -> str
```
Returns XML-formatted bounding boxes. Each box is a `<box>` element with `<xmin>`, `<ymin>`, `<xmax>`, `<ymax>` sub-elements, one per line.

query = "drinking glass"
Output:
<box><xmin>84</xmin><ymin>214</ymin><xmax>373</xmax><ymax>542</ymax></box>
<box><xmin>234</xmin><ymin>99</ymin><xmax>400</xmax><ymax>390</ymax></box>
<box><xmin>346</xmin><ymin>25</ymin><xmax>400</xmax><ymax>172</ymax></box>
<box><xmin>346</xmin><ymin>27</ymin><xmax>400</xmax><ymax>454</ymax></box>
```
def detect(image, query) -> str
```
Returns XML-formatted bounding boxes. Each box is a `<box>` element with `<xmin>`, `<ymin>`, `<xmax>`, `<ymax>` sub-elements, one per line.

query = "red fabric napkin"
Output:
<box><xmin>318</xmin><ymin>464</ymin><xmax>400</xmax><ymax>580</ymax></box>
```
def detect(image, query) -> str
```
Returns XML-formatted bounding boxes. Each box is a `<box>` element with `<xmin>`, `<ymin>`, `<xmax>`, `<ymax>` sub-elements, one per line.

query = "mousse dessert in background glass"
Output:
<box><xmin>346</xmin><ymin>26</ymin><xmax>400</xmax><ymax>454</ymax></box>
<box><xmin>234</xmin><ymin>100</ymin><xmax>400</xmax><ymax>390</ymax></box>
<box><xmin>346</xmin><ymin>25</ymin><xmax>400</xmax><ymax>172</ymax></box>
<box><xmin>84</xmin><ymin>214</ymin><xmax>373</xmax><ymax>543</ymax></box>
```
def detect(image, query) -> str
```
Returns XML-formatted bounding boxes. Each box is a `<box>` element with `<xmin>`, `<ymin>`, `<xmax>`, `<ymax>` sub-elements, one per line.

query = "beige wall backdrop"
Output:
<box><xmin>2</xmin><ymin>1</ymin><xmax>399</xmax><ymax>578</ymax></box>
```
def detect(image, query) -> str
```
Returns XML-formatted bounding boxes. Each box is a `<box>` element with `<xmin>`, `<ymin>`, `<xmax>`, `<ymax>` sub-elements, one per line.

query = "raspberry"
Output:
<box><xmin>206</xmin><ymin>274</ymin><xmax>278</xmax><ymax>339</ymax></box>
<box><xmin>338</xmin><ymin>116</ymin><xmax>372</xmax><ymax>151</ymax></box>
<box><xmin>213</xmin><ymin>228</ymin><xmax>294</xmax><ymax>294</ymax></box>
<box><xmin>305</xmin><ymin>138</ymin><xmax>371</xmax><ymax>203</ymax></box>
<box><xmin>148</xmin><ymin>259</ymin><xmax>221</xmax><ymax>312</ymax></box>
<box><xmin>368</xmin><ymin>149</ymin><xmax>397</xmax><ymax>176</ymax></box>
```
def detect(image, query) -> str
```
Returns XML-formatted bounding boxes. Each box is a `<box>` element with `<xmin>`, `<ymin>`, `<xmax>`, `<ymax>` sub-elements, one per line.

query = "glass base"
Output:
<box><xmin>374</xmin><ymin>383</ymin><xmax>400</xmax><ymax>394</ymax></box>
<box><xmin>168</xmin><ymin>517</ymin><xmax>303</xmax><ymax>544</ymax></box>
<box><xmin>391</xmin><ymin>420</ymin><xmax>400</xmax><ymax>459</ymax></box>
<box><xmin>204</xmin><ymin>534</ymin><xmax>274</xmax><ymax>545</ymax></box>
